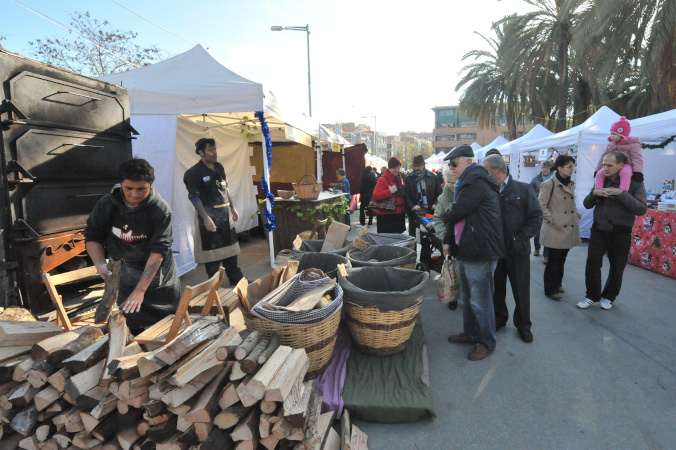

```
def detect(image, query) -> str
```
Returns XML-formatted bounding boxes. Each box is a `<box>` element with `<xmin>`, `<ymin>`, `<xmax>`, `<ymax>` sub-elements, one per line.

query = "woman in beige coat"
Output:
<box><xmin>538</xmin><ymin>155</ymin><xmax>581</xmax><ymax>300</ymax></box>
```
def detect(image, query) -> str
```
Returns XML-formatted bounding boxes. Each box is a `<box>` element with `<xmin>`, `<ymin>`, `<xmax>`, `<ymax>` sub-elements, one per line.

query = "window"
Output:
<box><xmin>435</xmin><ymin>134</ymin><xmax>456</xmax><ymax>141</ymax></box>
<box><xmin>457</xmin><ymin>133</ymin><xmax>476</xmax><ymax>140</ymax></box>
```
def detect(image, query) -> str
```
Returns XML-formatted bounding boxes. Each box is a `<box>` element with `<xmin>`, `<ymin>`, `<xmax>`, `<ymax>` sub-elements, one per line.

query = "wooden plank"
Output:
<box><xmin>350</xmin><ymin>424</ymin><xmax>368</xmax><ymax>450</ymax></box>
<box><xmin>0</xmin><ymin>346</ymin><xmax>32</xmax><ymax>363</ymax></box>
<box><xmin>0</xmin><ymin>320</ymin><xmax>63</xmax><ymax>347</ymax></box>
<box><xmin>340</xmin><ymin>408</ymin><xmax>351</xmax><ymax>450</ymax></box>
<box><xmin>31</xmin><ymin>326</ymin><xmax>91</xmax><ymax>361</ymax></box>
<box><xmin>283</xmin><ymin>379</ymin><xmax>314</xmax><ymax>429</ymax></box>
<box><xmin>184</xmin><ymin>362</ymin><xmax>232</xmax><ymax>423</ymax></box>
<box><xmin>245</xmin><ymin>345</ymin><xmax>292</xmax><ymax>401</ymax></box>
<box><xmin>265</xmin><ymin>349</ymin><xmax>309</xmax><ymax>402</ymax></box>
<box><xmin>153</xmin><ymin>318</ymin><xmax>223</xmax><ymax>366</ymax></box>
<box><xmin>48</xmin><ymin>326</ymin><xmax>104</xmax><ymax>367</ymax></box>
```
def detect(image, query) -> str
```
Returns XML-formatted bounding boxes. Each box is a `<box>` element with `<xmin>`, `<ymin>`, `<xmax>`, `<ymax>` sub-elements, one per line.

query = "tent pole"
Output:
<box><xmin>261</xmin><ymin>124</ymin><xmax>275</xmax><ymax>267</ymax></box>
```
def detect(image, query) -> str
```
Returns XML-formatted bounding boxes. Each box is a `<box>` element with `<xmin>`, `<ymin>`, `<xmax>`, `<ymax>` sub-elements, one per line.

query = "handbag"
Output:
<box><xmin>368</xmin><ymin>195</ymin><xmax>396</xmax><ymax>212</ymax></box>
<box><xmin>437</xmin><ymin>256</ymin><xmax>460</xmax><ymax>304</ymax></box>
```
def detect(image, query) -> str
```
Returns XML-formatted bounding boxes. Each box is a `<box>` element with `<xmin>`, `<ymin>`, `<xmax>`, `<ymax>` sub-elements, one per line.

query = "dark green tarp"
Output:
<box><xmin>342</xmin><ymin>317</ymin><xmax>435</xmax><ymax>423</ymax></box>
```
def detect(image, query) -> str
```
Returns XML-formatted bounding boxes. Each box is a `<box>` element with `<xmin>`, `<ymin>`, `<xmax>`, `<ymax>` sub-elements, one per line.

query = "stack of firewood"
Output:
<box><xmin>0</xmin><ymin>312</ymin><xmax>365</xmax><ymax>449</ymax></box>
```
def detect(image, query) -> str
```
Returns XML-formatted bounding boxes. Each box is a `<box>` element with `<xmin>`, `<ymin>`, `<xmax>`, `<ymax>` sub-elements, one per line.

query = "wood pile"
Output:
<box><xmin>0</xmin><ymin>311</ymin><xmax>362</xmax><ymax>449</ymax></box>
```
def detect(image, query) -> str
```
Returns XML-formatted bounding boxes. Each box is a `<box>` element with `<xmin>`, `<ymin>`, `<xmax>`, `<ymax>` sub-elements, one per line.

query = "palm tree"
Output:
<box><xmin>499</xmin><ymin>0</ymin><xmax>587</xmax><ymax>131</ymax></box>
<box><xmin>456</xmin><ymin>17</ymin><xmax>525</xmax><ymax>140</ymax></box>
<box><xmin>575</xmin><ymin>0</ymin><xmax>676</xmax><ymax>115</ymax></box>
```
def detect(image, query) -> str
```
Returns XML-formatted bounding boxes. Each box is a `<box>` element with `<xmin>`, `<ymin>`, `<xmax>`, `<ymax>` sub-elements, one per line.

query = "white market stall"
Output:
<box><xmin>519</xmin><ymin>106</ymin><xmax>621</xmax><ymax>237</ymax></box>
<box><xmin>99</xmin><ymin>44</ymin><xmax>339</xmax><ymax>273</ymax></box>
<box><xmin>475</xmin><ymin>136</ymin><xmax>509</xmax><ymax>162</ymax></box>
<box><xmin>492</xmin><ymin>124</ymin><xmax>554</xmax><ymax>181</ymax></box>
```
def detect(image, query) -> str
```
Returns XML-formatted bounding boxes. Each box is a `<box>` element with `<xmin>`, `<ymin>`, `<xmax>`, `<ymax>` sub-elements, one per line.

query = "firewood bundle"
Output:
<box><xmin>0</xmin><ymin>311</ymin><xmax>355</xmax><ymax>449</ymax></box>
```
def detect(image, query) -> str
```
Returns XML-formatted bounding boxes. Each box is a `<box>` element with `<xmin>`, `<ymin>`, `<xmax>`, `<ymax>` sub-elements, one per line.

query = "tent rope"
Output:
<box><xmin>256</xmin><ymin>111</ymin><xmax>276</xmax><ymax>231</ymax></box>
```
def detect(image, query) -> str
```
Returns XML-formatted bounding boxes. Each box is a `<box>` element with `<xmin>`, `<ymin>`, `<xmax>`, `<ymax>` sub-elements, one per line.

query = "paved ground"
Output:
<box><xmin>182</xmin><ymin>212</ymin><xmax>676</xmax><ymax>449</ymax></box>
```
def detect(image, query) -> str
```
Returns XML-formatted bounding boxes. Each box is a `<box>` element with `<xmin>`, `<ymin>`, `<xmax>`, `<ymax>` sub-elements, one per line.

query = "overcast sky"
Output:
<box><xmin>2</xmin><ymin>0</ymin><xmax>532</xmax><ymax>135</ymax></box>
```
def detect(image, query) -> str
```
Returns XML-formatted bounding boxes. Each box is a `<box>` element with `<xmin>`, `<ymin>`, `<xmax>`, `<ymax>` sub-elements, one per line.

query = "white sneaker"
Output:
<box><xmin>577</xmin><ymin>298</ymin><xmax>598</xmax><ymax>309</ymax></box>
<box><xmin>600</xmin><ymin>299</ymin><xmax>613</xmax><ymax>310</ymax></box>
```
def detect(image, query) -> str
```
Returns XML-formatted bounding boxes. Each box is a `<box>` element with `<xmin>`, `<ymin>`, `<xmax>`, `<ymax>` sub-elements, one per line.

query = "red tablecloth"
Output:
<box><xmin>629</xmin><ymin>209</ymin><xmax>676</xmax><ymax>279</ymax></box>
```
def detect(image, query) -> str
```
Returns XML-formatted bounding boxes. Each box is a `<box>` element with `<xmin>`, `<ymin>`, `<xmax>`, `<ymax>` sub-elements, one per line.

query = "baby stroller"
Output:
<box><xmin>413</xmin><ymin>211</ymin><xmax>445</xmax><ymax>274</ymax></box>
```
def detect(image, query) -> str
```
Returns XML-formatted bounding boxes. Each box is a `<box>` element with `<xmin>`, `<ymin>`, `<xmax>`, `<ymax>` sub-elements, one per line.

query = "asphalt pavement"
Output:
<box><xmin>182</xmin><ymin>212</ymin><xmax>676</xmax><ymax>449</ymax></box>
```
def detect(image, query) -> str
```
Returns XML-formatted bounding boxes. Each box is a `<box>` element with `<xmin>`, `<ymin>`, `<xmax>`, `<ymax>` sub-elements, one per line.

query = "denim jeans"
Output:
<box><xmin>459</xmin><ymin>259</ymin><xmax>498</xmax><ymax>350</ymax></box>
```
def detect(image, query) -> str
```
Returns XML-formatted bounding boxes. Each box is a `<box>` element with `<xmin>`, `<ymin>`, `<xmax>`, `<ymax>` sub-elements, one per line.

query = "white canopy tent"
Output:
<box><xmin>475</xmin><ymin>136</ymin><xmax>509</xmax><ymax>162</ymax></box>
<box><xmin>99</xmin><ymin>44</ymin><xmax>342</xmax><ymax>274</ymax></box>
<box><xmin>492</xmin><ymin>124</ymin><xmax>554</xmax><ymax>180</ymax></box>
<box><xmin>470</xmin><ymin>142</ymin><xmax>482</xmax><ymax>152</ymax></box>
<box><xmin>519</xmin><ymin>106</ymin><xmax>622</xmax><ymax>237</ymax></box>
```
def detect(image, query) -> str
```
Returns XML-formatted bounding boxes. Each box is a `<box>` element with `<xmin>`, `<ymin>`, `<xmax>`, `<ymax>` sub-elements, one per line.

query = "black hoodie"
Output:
<box><xmin>85</xmin><ymin>185</ymin><xmax>174</xmax><ymax>271</ymax></box>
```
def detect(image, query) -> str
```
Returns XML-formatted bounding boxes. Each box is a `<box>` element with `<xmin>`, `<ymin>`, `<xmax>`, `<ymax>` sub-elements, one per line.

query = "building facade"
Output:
<box><xmin>432</xmin><ymin>105</ymin><xmax>533</xmax><ymax>153</ymax></box>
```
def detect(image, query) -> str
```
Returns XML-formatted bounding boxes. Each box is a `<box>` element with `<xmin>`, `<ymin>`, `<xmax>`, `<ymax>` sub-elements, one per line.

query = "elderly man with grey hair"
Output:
<box><xmin>483</xmin><ymin>154</ymin><xmax>542</xmax><ymax>343</ymax></box>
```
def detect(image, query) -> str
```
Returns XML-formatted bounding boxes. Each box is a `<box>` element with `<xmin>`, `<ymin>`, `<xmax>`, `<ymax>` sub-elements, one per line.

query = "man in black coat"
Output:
<box><xmin>359</xmin><ymin>166</ymin><xmax>378</xmax><ymax>226</ymax></box>
<box><xmin>404</xmin><ymin>154</ymin><xmax>442</xmax><ymax>237</ymax></box>
<box><xmin>483</xmin><ymin>155</ymin><xmax>543</xmax><ymax>343</ymax></box>
<box><xmin>443</xmin><ymin>146</ymin><xmax>505</xmax><ymax>361</ymax></box>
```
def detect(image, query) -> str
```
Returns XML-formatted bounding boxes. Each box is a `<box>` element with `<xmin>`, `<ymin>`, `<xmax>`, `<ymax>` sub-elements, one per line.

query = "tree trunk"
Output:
<box><xmin>556</xmin><ymin>26</ymin><xmax>571</xmax><ymax>132</ymax></box>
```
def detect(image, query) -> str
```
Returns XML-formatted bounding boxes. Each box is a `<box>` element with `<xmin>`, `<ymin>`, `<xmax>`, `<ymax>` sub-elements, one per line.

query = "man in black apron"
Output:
<box><xmin>183</xmin><ymin>138</ymin><xmax>245</xmax><ymax>284</ymax></box>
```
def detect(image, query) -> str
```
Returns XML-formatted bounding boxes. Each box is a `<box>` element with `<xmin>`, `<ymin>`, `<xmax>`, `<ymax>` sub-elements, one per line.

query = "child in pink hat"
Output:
<box><xmin>594</xmin><ymin>116</ymin><xmax>643</xmax><ymax>191</ymax></box>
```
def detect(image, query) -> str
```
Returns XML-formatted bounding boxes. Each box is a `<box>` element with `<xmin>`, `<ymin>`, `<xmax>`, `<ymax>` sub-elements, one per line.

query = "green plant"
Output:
<box><xmin>275</xmin><ymin>197</ymin><xmax>349</xmax><ymax>224</ymax></box>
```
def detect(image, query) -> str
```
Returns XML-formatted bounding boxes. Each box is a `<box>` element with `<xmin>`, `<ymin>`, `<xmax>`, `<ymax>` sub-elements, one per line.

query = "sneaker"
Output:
<box><xmin>534</xmin><ymin>250</ymin><xmax>540</xmax><ymax>256</ymax></box>
<box><xmin>600</xmin><ymin>299</ymin><xmax>613</xmax><ymax>310</ymax></box>
<box><xmin>448</xmin><ymin>333</ymin><xmax>476</xmax><ymax>344</ymax></box>
<box><xmin>468</xmin><ymin>343</ymin><xmax>494</xmax><ymax>361</ymax></box>
<box><xmin>577</xmin><ymin>298</ymin><xmax>598</xmax><ymax>309</ymax></box>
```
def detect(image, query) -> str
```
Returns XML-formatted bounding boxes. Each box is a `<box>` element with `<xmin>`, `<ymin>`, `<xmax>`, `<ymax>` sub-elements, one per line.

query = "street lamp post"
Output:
<box><xmin>271</xmin><ymin>25</ymin><xmax>312</xmax><ymax>117</ymax></box>
<box><xmin>362</xmin><ymin>115</ymin><xmax>377</xmax><ymax>157</ymax></box>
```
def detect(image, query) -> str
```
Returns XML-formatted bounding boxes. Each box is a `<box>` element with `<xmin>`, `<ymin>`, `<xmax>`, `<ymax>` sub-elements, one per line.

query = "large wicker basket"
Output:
<box><xmin>244</xmin><ymin>308</ymin><xmax>341</xmax><ymax>379</ymax></box>
<box><xmin>344</xmin><ymin>295</ymin><xmax>422</xmax><ymax>356</ymax></box>
<box><xmin>292</xmin><ymin>174</ymin><xmax>322</xmax><ymax>200</ymax></box>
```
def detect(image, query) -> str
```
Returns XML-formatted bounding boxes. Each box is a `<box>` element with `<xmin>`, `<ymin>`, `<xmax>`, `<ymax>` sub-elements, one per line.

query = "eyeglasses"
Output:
<box><xmin>449</xmin><ymin>161</ymin><xmax>460</xmax><ymax>168</ymax></box>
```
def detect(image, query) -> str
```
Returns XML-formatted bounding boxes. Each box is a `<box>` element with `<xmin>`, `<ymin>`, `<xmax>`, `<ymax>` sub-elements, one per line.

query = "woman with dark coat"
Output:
<box><xmin>359</xmin><ymin>166</ymin><xmax>378</xmax><ymax>226</ymax></box>
<box><xmin>371</xmin><ymin>157</ymin><xmax>407</xmax><ymax>234</ymax></box>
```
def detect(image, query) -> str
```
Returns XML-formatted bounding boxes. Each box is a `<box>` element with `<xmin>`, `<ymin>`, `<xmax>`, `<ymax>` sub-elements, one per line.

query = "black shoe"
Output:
<box><xmin>518</xmin><ymin>328</ymin><xmax>533</xmax><ymax>343</ymax></box>
<box><xmin>496</xmin><ymin>322</ymin><xmax>507</xmax><ymax>331</ymax></box>
<box><xmin>546</xmin><ymin>293</ymin><xmax>562</xmax><ymax>301</ymax></box>
<box><xmin>448</xmin><ymin>301</ymin><xmax>458</xmax><ymax>310</ymax></box>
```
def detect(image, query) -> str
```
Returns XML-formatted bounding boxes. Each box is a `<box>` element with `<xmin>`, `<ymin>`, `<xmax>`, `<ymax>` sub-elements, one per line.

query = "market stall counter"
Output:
<box><xmin>271</xmin><ymin>191</ymin><xmax>349</xmax><ymax>254</ymax></box>
<box><xmin>628</xmin><ymin>208</ymin><xmax>676</xmax><ymax>279</ymax></box>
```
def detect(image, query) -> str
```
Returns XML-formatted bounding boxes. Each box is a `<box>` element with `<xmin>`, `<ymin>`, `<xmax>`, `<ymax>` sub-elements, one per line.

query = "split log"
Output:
<box><xmin>72</xmin><ymin>433</ymin><xmax>102</xmax><ymax>449</ymax></box>
<box><xmin>234</xmin><ymin>331</ymin><xmax>260</xmax><ymax>361</ymax></box>
<box><xmin>259</xmin><ymin>413</ymin><xmax>274</xmax><ymax>439</ymax></box>
<box><xmin>35</xmin><ymin>423</ymin><xmax>54</xmax><ymax>442</ymax></box>
<box><xmin>199</xmin><ymin>426</ymin><xmax>235</xmax><ymax>450</ymax></box>
<box><xmin>245</xmin><ymin>345</ymin><xmax>292</xmax><ymax>401</ymax></box>
<box><xmin>154</xmin><ymin>318</ymin><xmax>224</xmax><ymax>366</ymax></box>
<box><xmin>46</xmin><ymin>367</ymin><xmax>71</xmax><ymax>393</ymax></box>
<box><xmin>185</xmin><ymin>362</ymin><xmax>231</xmax><ymax>423</ymax></box>
<box><xmin>49</xmin><ymin>327</ymin><xmax>104</xmax><ymax>367</ymax></box>
<box><xmin>240</xmin><ymin>337</ymin><xmax>268</xmax><ymax>374</ymax></box>
<box><xmin>13</xmin><ymin>357</ymin><xmax>35</xmax><ymax>382</ymax></box>
<box><xmin>10</xmin><ymin>403</ymin><xmax>38</xmax><ymax>436</ymax></box>
<box><xmin>235</xmin><ymin>375</ymin><xmax>259</xmax><ymax>407</ymax></box>
<box><xmin>0</xmin><ymin>346</ymin><xmax>31</xmax><ymax>363</ymax></box>
<box><xmin>1</xmin><ymin>354</ymin><xmax>30</xmax><ymax>383</ymax></box>
<box><xmin>117</xmin><ymin>426</ymin><xmax>141</xmax><ymax>450</ymax></box>
<box><xmin>213</xmin><ymin>404</ymin><xmax>252</xmax><ymax>430</ymax></box>
<box><xmin>107</xmin><ymin>353</ymin><xmax>144</xmax><ymax>381</ymax></box>
<box><xmin>34</xmin><ymin>386</ymin><xmax>62</xmax><ymax>411</ymax></box>
<box><xmin>265</xmin><ymin>349</ymin><xmax>309</xmax><ymax>402</ymax></box>
<box><xmin>19</xmin><ymin>435</ymin><xmax>40</xmax><ymax>450</ymax></box>
<box><xmin>100</xmin><ymin>312</ymin><xmax>128</xmax><ymax>386</ymax></box>
<box><xmin>303</xmin><ymin>411</ymin><xmax>335</xmax><ymax>449</ymax></box>
<box><xmin>0</xmin><ymin>321</ymin><xmax>63</xmax><ymax>348</ymax></box>
<box><xmin>160</xmin><ymin>364</ymin><xmax>223</xmax><ymax>407</ymax></box>
<box><xmin>169</xmin><ymin>327</ymin><xmax>241</xmax><ymax>387</ymax></box>
<box><xmin>37</xmin><ymin>400</ymin><xmax>63</xmax><ymax>422</ymax></box>
<box><xmin>52</xmin><ymin>431</ymin><xmax>71</xmax><ymax>449</ymax></box>
<box><xmin>257</xmin><ymin>333</ymin><xmax>280</xmax><ymax>365</ymax></box>
<box><xmin>284</xmin><ymin>380</ymin><xmax>314</xmax><ymax>428</ymax></box>
<box><xmin>62</xmin><ymin>336</ymin><xmax>109</xmax><ymax>373</ymax></box>
<box><xmin>217</xmin><ymin>381</ymin><xmax>240</xmax><ymax>410</ymax></box>
<box><xmin>64</xmin><ymin>360</ymin><xmax>105</xmax><ymax>401</ymax></box>
<box><xmin>63</xmin><ymin>407</ymin><xmax>85</xmax><ymax>433</ymax></box>
<box><xmin>91</xmin><ymin>413</ymin><xmax>121</xmax><ymax>442</ymax></box>
<box><xmin>80</xmin><ymin>411</ymin><xmax>100</xmax><ymax>434</ymax></box>
<box><xmin>340</xmin><ymin>408</ymin><xmax>351</xmax><ymax>450</ymax></box>
<box><xmin>94</xmin><ymin>260</ymin><xmax>122</xmax><ymax>324</ymax></box>
<box><xmin>90</xmin><ymin>395</ymin><xmax>118</xmax><ymax>420</ymax></box>
<box><xmin>260</xmin><ymin>400</ymin><xmax>278</xmax><ymax>415</ymax></box>
<box><xmin>145</xmin><ymin>415</ymin><xmax>177</xmax><ymax>443</ymax></box>
<box><xmin>228</xmin><ymin>362</ymin><xmax>247</xmax><ymax>381</ymax></box>
<box><xmin>260</xmin><ymin>434</ymin><xmax>280</xmax><ymax>450</ymax></box>
<box><xmin>9</xmin><ymin>382</ymin><xmax>38</xmax><ymax>407</ymax></box>
<box><xmin>193</xmin><ymin>422</ymin><xmax>214</xmax><ymax>442</ymax></box>
<box><xmin>137</xmin><ymin>347</ymin><xmax>166</xmax><ymax>378</ymax></box>
<box><xmin>230</xmin><ymin>408</ymin><xmax>259</xmax><ymax>441</ymax></box>
<box><xmin>76</xmin><ymin>385</ymin><xmax>108</xmax><ymax>411</ymax></box>
<box><xmin>154</xmin><ymin>339</ymin><xmax>212</xmax><ymax>385</ymax></box>
<box><xmin>350</xmin><ymin>424</ymin><xmax>368</xmax><ymax>450</ymax></box>
<box><xmin>118</xmin><ymin>376</ymin><xmax>152</xmax><ymax>401</ymax></box>
<box><xmin>325</xmin><ymin>427</ymin><xmax>341</xmax><ymax>450</ymax></box>
<box><xmin>26</xmin><ymin>360</ymin><xmax>54</xmax><ymax>389</ymax></box>
<box><xmin>143</xmin><ymin>400</ymin><xmax>166</xmax><ymax>418</ymax></box>
<box><xmin>271</xmin><ymin>417</ymin><xmax>292</xmax><ymax>439</ymax></box>
<box><xmin>287</xmin><ymin>427</ymin><xmax>305</xmax><ymax>441</ymax></box>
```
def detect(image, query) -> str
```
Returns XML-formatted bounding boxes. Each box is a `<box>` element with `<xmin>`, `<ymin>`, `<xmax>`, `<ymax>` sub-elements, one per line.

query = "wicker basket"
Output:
<box><xmin>244</xmin><ymin>308</ymin><xmax>341</xmax><ymax>379</ymax></box>
<box><xmin>344</xmin><ymin>295</ymin><xmax>422</xmax><ymax>356</ymax></box>
<box><xmin>292</xmin><ymin>174</ymin><xmax>322</xmax><ymax>200</ymax></box>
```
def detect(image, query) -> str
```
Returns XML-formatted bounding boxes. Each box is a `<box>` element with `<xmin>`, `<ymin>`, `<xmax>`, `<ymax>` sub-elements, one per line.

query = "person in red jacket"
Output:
<box><xmin>371</xmin><ymin>156</ymin><xmax>407</xmax><ymax>233</ymax></box>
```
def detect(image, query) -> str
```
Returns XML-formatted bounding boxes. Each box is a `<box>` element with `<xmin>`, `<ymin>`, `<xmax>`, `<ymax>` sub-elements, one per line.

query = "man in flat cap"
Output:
<box><xmin>443</xmin><ymin>145</ymin><xmax>505</xmax><ymax>361</ymax></box>
<box><xmin>404</xmin><ymin>154</ymin><xmax>442</xmax><ymax>237</ymax></box>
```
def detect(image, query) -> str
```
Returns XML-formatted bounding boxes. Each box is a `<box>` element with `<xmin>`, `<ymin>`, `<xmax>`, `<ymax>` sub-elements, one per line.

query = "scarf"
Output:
<box><xmin>555</xmin><ymin>171</ymin><xmax>571</xmax><ymax>186</ymax></box>
<box><xmin>542</xmin><ymin>172</ymin><xmax>553</xmax><ymax>182</ymax></box>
